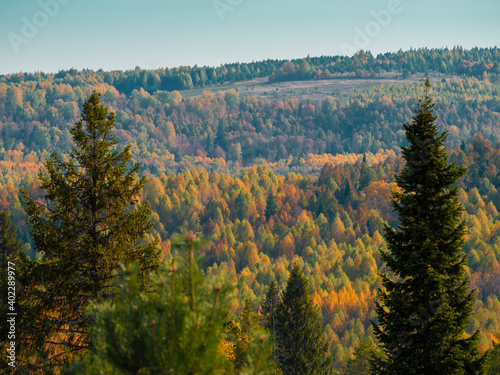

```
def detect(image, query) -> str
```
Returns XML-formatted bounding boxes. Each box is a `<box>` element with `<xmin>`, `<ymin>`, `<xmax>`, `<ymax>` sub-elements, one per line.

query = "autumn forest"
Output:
<box><xmin>2</xmin><ymin>47</ymin><xmax>500</xmax><ymax>374</ymax></box>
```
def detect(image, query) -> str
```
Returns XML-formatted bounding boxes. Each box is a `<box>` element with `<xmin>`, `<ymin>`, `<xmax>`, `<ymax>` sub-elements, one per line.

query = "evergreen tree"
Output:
<box><xmin>18</xmin><ymin>92</ymin><xmax>161</xmax><ymax>371</ymax></box>
<box><xmin>0</xmin><ymin>211</ymin><xmax>23</xmax><ymax>374</ymax></box>
<box><xmin>0</xmin><ymin>210</ymin><xmax>22</xmax><ymax>269</ymax></box>
<box><xmin>275</xmin><ymin>264</ymin><xmax>331</xmax><ymax>375</ymax></box>
<box><xmin>261</xmin><ymin>280</ymin><xmax>280</xmax><ymax>367</ymax></box>
<box><xmin>343</xmin><ymin>337</ymin><xmax>377</xmax><ymax>375</ymax></box>
<box><xmin>69</xmin><ymin>233</ymin><xmax>269</xmax><ymax>375</ymax></box>
<box><xmin>265</xmin><ymin>191</ymin><xmax>278</xmax><ymax>220</ymax></box>
<box><xmin>373</xmin><ymin>79</ymin><xmax>486</xmax><ymax>374</ymax></box>
<box><xmin>226</xmin><ymin>299</ymin><xmax>272</xmax><ymax>374</ymax></box>
<box><xmin>486</xmin><ymin>342</ymin><xmax>500</xmax><ymax>375</ymax></box>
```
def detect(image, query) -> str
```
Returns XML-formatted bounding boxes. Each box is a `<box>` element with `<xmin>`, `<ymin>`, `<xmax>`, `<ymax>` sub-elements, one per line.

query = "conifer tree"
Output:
<box><xmin>0</xmin><ymin>210</ymin><xmax>22</xmax><ymax>269</ymax></box>
<box><xmin>486</xmin><ymin>342</ymin><xmax>500</xmax><ymax>374</ymax></box>
<box><xmin>260</xmin><ymin>280</ymin><xmax>280</xmax><ymax>369</ymax></box>
<box><xmin>69</xmin><ymin>233</ymin><xmax>269</xmax><ymax>375</ymax></box>
<box><xmin>265</xmin><ymin>191</ymin><xmax>278</xmax><ymax>220</ymax></box>
<box><xmin>233</xmin><ymin>300</ymin><xmax>261</xmax><ymax>370</ymax></box>
<box><xmin>373</xmin><ymin>79</ymin><xmax>486</xmax><ymax>374</ymax></box>
<box><xmin>18</xmin><ymin>92</ymin><xmax>161</xmax><ymax>371</ymax></box>
<box><xmin>343</xmin><ymin>337</ymin><xmax>377</xmax><ymax>375</ymax></box>
<box><xmin>275</xmin><ymin>264</ymin><xmax>331</xmax><ymax>375</ymax></box>
<box><xmin>226</xmin><ymin>299</ymin><xmax>274</xmax><ymax>374</ymax></box>
<box><xmin>0</xmin><ymin>211</ymin><xmax>23</xmax><ymax>374</ymax></box>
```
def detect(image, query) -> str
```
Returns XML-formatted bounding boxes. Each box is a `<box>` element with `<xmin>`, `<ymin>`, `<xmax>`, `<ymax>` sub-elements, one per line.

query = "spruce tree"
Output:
<box><xmin>275</xmin><ymin>264</ymin><xmax>331</xmax><ymax>375</ymax></box>
<box><xmin>265</xmin><ymin>191</ymin><xmax>278</xmax><ymax>220</ymax></box>
<box><xmin>0</xmin><ymin>211</ymin><xmax>23</xmax><ymax>374</ymax></box>
<box><xmin>373</xmin><ymin>79</ymin><xmax>486</xmax><ymax>374</ymax></box>
<box><xmin>0</xmin><ymin>210</ymin><xmax>22</xmax><ymax>269</ymax></box>
<box><xmin>232</xmin><ymin>300</ymin><xmax>261</xmax><ymax>371</ymax></box>
<box><xmin>226</xmin><ymin>299</ymin><xmax>274</xmax><ymax>374</ymax></box>
<box><xmin>18</xmin><ymin>92</ymin><xmax>161</xmax><ymax>371</ymax></box>
<box><xmin>343</xmin><ymin>337</ymin><xmax>377</xmax><ymax>375</ymax></box>
<box><xmin>261</xmin><ymin>280</ymin><xmax>280</xmax><ymax>368</ymax></box>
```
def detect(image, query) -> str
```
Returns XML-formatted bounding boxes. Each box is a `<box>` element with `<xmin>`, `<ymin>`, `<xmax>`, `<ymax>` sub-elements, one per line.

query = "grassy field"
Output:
<box><xmin>178</xmin><ymin>71</ymin><xmax>450</xmax><ymax>101</ymax></box>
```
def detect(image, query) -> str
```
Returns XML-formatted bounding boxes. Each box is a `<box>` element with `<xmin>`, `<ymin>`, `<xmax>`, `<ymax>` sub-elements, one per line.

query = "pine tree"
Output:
<box><xmin>69</xmin><ymin>233</ymin><xmax>269</xmax><ymax>375</ymax></box>
<box><xmin>18</xmin><ymin>92</ymin><xmax>161</xmax><ymax>371</ymax></box>
<box><xmin>372</xmin><ymin>79</ymin><xmax>486</xmax><ymax>374</ymax></box>
<box><xmin>486</xmin><ymin>342</ymin><xmax>500</xmax><ymax>374</ymax></box>
<box><xmin>261</xmin><ymin>280</ymin><xmax>280</xmax><ymax>368</ymax></box>
<box><xmin>343</xmin><ymin>337</ymin><xmax>377</xmax><ymax>375</ymax></box>
<box><xmin>265</xmin><ymin>191</ymin><xmax>278</xmax><ymax>220</ymax></box>
<box><xmin>0</xmin><ymin>211</ymin><xmax>23</xmax><ymax>374</ymax></box>
<box><xmin>226</xmin><ymin>299</ymin><xmax>269</xmax><ymax>373</ymax></box>
<box><xmin>0</xmin><ymin>210</ymin><xmax>22</xmax><ymax>270</ymax></box>
<box><xmin>275</xmin><ymin>264</ymin><xmax>331</xmax><ymax>375</ymax></box>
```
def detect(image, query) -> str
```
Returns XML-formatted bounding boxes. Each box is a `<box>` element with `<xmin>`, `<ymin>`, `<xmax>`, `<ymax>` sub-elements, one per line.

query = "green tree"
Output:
<box><xmin>234</xmin><ymin>190</ymin><xmax>252</xmax><ymax>221</ymax></box>
<box><xmin>226</xmin><ymin>299</ymin><xmax>265</xmax><ymax>373</ymax></box>
<box><xmin>260</xmin><ymin>280</ymin><xmax>280</xmax><ymax>370</ymax></box>
<box><xmin>0</xmin><ymin>210</ymin><xmax>22</xmax><ymax>269</ymax></box>
<box><xmin>69</xmin><ymin>233</ymin><xmax>269</xmax><ymax>375</ymax></box>
<box><xmin>265</xmin><ymin>191</ymin><xmax>278</xmax><ymax>220</ymax></box>
<box><xmin>275</xmin><ymin>264</ymin><xmax>331</xmax><ymax>375</ymax></box>
<box><xmin>343</xmin><ymin>337</ymin><xmax>377</xmax><ymax>375</ymax></box>
<box><xmin>373</xmin><ymin>80</ymin><xmax>486</xmax><ymax>374</ymax></box>
<box><xmin>486</xmin><ymin>342</ymin><xmax>500</xmax><ymax>375</ymax></box>
<box><xmin>0</xmin><ymin>211</ymin><xmax>23</xmax><ymax>374</ymax></box>
<box><xmin>19</xmin><ymin>92</ymin><xmax>161</xmax><ymax>371</ymax></box>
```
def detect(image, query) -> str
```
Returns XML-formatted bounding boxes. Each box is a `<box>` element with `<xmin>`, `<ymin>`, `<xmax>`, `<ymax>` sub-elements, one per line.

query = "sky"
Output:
<box><xmin>0</xmin><ymin>0</ymin><xmax>499</xmax><ymax>75</ymax></box>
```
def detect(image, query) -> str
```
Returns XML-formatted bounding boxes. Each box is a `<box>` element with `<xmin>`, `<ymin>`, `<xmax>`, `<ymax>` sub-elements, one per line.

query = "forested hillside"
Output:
<box><xmin>2</xmin><ymin>47</ymin><xmax>499</xmax><ymax>92</ymax></box>
<box><xmin>1</xmin><ymin>48</ymin><xmax>500</xmax><ymax>372</ymax></box>
<box><xmin>1</xmin><ymin>73</ymin><xmax>499</xmax><ymax>171</ymax></box>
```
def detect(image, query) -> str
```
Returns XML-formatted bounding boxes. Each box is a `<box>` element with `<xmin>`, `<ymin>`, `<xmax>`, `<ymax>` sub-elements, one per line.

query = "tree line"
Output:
<box><xmin>2</xmin><ymin>47</ymin><xmax>499</xmax><ymax>93</ymax></box>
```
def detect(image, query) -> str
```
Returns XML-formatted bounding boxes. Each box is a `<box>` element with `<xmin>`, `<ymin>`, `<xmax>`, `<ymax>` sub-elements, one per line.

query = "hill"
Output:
<box><xmin>1</xmin><ymin>47</ymin><xmax>500</xmax><ymax>372</ymax></box>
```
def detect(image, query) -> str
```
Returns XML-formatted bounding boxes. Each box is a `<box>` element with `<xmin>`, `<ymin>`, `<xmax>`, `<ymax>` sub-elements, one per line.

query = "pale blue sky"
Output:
<box><xmin>0</xmin><ymin>0</ymin><xmax>498</xmax><ymax>75</ymax></box>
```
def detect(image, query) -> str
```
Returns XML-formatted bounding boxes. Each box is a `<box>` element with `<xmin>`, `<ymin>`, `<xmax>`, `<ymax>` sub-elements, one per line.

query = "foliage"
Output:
<box><xmin>17</xmin><ymin>92</ymin><xmax>161</xmax><ymax>371</ymax></box>
<box><xmin>342</xmin><ymin>337</ymin><xmax>378</xmax><ymax>375</ymax></box>
<box><xmin>260</xmin><ymin>280</ymin><xmax>280</xmax><ymax>367</ymax></box>
<box><xmin>1</xmin><ymin>48</ymin><xmax>499</xmax><ymax>93</ymax></box>
<box><xmin>0</xmin><ymin>211</ymin><xmax>22</xmax><ymax>374</ymax></box>
<box><xmin>486</xmin><ymin>342</ymin><xmax>500</xmax><ymax>375</ymax></box>
<box><xmin>0</xmin><ymin>69</ymin><xmax>499</xmax><ymax>372</ymax></box>
<box><xmin>0</xmin><ymin>210</ymin><xmax>22</xmax><ymax>268</ymax></box>
<box><xmin>67</xmin><ymin>233</ymin><xmax>264</xmax><ymax>375</ymax></box>
<box><xmin>275</xmin><ymin>263</ymin><xmax>332</xmax><ymax>374</ymax></box>
<box><xmin>373</xmin><ymin>80</ymin><xmax>486</xmax><ymax>374</ymax></box>
<box><xmin>225</xmin><ymin>299</ymin><xmax>276</xmax><ymax>374</ymax></box>
<box><xmin>1</xmin><ymin>63</ymin><xmax>500</xmax><ymax>178</ymax></box>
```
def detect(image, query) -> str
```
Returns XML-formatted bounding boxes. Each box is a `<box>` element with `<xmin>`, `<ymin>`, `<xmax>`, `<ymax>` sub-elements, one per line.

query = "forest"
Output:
<box><xmin>1</xmin><ymin>47</ymin><xmax>500</xmax><ymax>373</ymax></box>
<box><xmin>1</xmin><ymin>47</ymin><xmax>499</xmax><ymax>93</ymax></box>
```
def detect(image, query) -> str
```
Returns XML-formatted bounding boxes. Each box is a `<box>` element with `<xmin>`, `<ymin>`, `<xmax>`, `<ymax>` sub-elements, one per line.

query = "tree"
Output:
<box><xmin>0</xmin><ymin>210</ymin><xmax>22</xmax><ymax>270</ymax></box>
<box><xmin>19</xmin><ymin>92</ymin><xmax>161</xmax><ymax>371</ymax></box>
<box><xmin>343</xmin><ymin>337</ymin><xmax>377</xmax><ymax>375</ymax></box>
<box><xmin>372</xmin><ymin>79</ymin><xmax>486</xmax><ymax>374</ymax></box>
<box><xmin>275</xmin><ymin>264</ymin><xmax>331</xmax><ymax>375</ymax></box>
<box><xmin>261</xmin><ymin>280</ymin><xmax>280</xmax><ymax>370</ymax></box>
<box><xmin>265</xmin><ymin>191</ymin><xmax>278</xmax><ymax>220</ymax></box>
<box><xmin>234</xmin><ymin>190</ymin><xmax>252</xmax><ymax>221</ymax></box>
<box><xmin>226</xmin><ymin>299</ymin><xmax>266</xmax><ymax>373</ymax></box>
<box><xmin>486</xmin><ymin>342</ymin><xmax>500</xmax><ymax>375</ymax></box>
<box><xmin>68</xmin><ymin>233</ymin><xmax>271</xmax><ymax>375</ymax></box>
<box><xmin>0</xmin><ymin>211</ymin><xmax>23</xmax><ymax>374</ymax></box>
